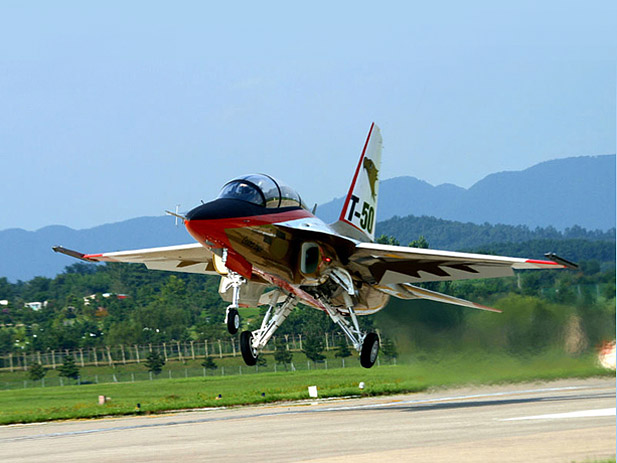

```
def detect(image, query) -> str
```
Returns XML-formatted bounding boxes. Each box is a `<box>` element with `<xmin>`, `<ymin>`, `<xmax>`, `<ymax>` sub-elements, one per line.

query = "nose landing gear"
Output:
<box><xmin>226</xmin><ymin>308</ymin><xmax>240</xmax><ymax>335</ymax></box>
<box><xmin>222</xmin><ymin>271</ymin><xmax>245</xmax><ymax>335</ymax></box>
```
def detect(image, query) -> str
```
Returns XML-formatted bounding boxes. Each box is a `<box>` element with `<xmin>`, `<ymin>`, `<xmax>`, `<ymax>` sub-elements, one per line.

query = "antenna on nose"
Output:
<box><xmin>165</xmin><ymin>206</ymin><xmax>186</xmax><ymax>225</ymax></box>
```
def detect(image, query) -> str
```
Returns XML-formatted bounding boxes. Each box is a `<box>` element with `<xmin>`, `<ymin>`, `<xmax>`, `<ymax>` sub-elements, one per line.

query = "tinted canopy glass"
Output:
<box><xmin>217</xmin><ymin>174</ymin><xmax>306</xmax><ymax>209</ymax></box>
<box><xmin>217</xmin><ymin>181</ymin><xmax>264</xmax><ymax>206</ymax></box>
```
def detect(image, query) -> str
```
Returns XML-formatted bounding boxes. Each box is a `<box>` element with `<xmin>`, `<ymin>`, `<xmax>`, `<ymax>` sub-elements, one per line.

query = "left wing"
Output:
<box><xmin>53</xmin><ymin>243</ymin><xmax>218</xmax><ymax>275</ymax></box>
<box><xmin>349</xmin><ymin>242</ymin><xmax>566</xmax><ymax>286</ymax></box>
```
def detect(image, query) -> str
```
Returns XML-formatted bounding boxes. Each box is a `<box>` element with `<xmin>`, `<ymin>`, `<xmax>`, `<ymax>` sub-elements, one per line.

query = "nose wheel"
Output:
<box><xmin>221</xmin><ymin>269</ymin><xmax>245</xmax><ymax>335</ymax></box>
<box><xmin>226</xmin><ymin>307</ymin><xmax>240</xmax><ymax>334</ymax></box>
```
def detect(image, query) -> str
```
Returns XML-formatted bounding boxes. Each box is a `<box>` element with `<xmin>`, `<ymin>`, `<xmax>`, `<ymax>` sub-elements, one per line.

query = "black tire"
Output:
<box><xmin>240</xmin><ymin>331</ymin><xmax>258</xmax><ymax>366</ymax></box>
<box><xmin>227</xmin><ymin>308</ymin><xmax>240</xmax><ymax>334</ymax></box>
<box><xmin>360</xmin><ymin>332</ymin><xmax>379</xmax><ymax>368</ymax></box>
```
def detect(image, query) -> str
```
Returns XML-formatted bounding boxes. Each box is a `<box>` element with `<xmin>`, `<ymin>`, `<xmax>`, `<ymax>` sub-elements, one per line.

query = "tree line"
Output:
<box><xmin>376</xmin><ymin>215</ymin><xmax>615</xmax><ymax>253</ymax></box>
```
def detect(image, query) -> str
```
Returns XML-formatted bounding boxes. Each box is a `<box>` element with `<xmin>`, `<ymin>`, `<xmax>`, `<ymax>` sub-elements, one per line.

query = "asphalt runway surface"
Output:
<box><xmin>1</xmin><ymin>378</ymin><xmax>614</xmax><ymax>462</ymax></box>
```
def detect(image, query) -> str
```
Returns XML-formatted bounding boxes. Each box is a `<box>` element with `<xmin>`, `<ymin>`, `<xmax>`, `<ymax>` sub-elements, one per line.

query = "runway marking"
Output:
<box><xmin>0</xmin><ymin>385</ymin><xmax>596</xmax><ymax>443</ymax></box>
<box><xmin>500</xmin><ymin>408</ymin><xmax>616</xmax><ymax>421</ymax></box>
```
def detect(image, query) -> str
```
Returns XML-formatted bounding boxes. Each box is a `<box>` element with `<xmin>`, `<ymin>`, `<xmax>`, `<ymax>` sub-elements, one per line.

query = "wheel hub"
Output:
<box><xmin>369</xmin><ymin>341</ymin><xmax>379</xmax><ymax>363</ymax></box>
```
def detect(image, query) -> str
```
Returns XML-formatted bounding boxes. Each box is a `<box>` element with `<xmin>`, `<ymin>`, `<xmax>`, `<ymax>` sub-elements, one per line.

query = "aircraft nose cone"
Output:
<box><xmin>185</xmin><ymin>200</ymin><xmax>223</xmax><ymax>222</ymax></box>
<box><xmin>184</xmin><ymin>199</ymin><xmax>234</xmax><ymax>247</ymax></box>
<box><xmin>185</xmin><ymin>198</ymin><xmax>260</xmax><ymax>222</ymax></box>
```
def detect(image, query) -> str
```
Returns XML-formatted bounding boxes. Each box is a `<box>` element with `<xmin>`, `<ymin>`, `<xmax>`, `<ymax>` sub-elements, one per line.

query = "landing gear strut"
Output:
<box><xmin>222</xmin><ymin>271</ymin><xmax>245</xmax><ymax>335</ymax></box>
<box><xmin>239</xmin><ymin>292</ymin><xmax>297</xmax><ymax>366</ymax></box>
<box><xmin>321</xmin><ymin>298</ymin><xmax>380</xmax><ymax>369</ymax></box>
<box><xmin>320</xmin><ymin>268</ymin><xmax>380</xmax><ymax>369</ymax></box>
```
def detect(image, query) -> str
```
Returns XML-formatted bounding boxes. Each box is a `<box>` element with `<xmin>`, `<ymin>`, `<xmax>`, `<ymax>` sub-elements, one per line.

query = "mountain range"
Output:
<box><xmin>1</xmin><ymin>155</ymin><xmax>614</xmax><ymax>282</ymax></box>
<box><xmin>317</xmin><ymin>155</ymin><xmax>615</xmax><ymax>230</ymax></box>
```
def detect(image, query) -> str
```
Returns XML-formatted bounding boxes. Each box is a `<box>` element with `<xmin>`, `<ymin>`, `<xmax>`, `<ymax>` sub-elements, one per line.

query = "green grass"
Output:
<box><xmin>0</xmin><ymin>351</ymin><xmax>611</xmax><ymax>425</ymax></box>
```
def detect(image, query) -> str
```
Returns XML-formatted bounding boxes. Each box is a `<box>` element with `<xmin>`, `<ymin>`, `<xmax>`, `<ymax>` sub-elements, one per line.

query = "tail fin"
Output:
<box><xmin>331</xmin><ymin>123</ymin><xmax>383</xmax><ymax>242</ymax></box>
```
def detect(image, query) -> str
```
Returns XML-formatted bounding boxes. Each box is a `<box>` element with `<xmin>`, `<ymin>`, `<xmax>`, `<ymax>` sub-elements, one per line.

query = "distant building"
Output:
<box><xmin>24</xmin><ymin>301</ymin><xmax>48</xmax><ymax>311</ymax></box>
<box><xmin>84</xmin><ymin>293</ymin><xmax>129</xmax><ymax>305</ymax></box>
<box><xmin>0</xmin><ymin>300</ymin><xmax>8</xmax><ymax>306</ymax></box>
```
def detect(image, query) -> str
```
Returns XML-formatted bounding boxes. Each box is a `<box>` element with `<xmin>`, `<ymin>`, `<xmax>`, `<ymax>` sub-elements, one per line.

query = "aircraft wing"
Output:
<box><xmin>53</xmin><ymin>243</ymin><xmax>218</xmax><ymax>275</ymax></box>
<box><xmin>350</xmin><ymin>242</ymin><xmax>566</xmax><ymax>286</ymax></box>
<box><xmin>375</xmin><ymin>281</ymin><xmax>502</xmax><ymax>312</ymax></box>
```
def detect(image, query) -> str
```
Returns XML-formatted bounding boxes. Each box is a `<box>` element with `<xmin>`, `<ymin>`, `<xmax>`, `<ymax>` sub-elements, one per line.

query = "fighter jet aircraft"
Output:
<box><xmin>53</xmin><ymin>123</ymin><xmax>572</xmax><ymax>368</ymax></box>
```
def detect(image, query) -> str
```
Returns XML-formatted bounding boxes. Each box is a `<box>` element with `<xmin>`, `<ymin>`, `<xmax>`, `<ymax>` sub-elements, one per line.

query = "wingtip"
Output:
<box><xmin>544</xmin><ymin>253</ymin><xmax>579</xmax><ymax>270</ymax></box>
<box><xmin>52</xmin><ymin>246</ymin><xmax>96</xmax><ymax>262</ymax></box>
<box><xmin>475</xmin><ymin>303</ymin><xmax>502</xmax><ymax>313</ymax></box>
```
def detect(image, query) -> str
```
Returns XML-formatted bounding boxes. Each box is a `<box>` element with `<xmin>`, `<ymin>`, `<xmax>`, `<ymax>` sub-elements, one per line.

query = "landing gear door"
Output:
<box><xmin>212</xmin><ymin>254</ymin><xmax>229</xmax><ymax>275</ymax></box>
<box><xmin>218</xmin><ymin>277</ymin><xmax>266</xmax><ymax>307</ymax></box>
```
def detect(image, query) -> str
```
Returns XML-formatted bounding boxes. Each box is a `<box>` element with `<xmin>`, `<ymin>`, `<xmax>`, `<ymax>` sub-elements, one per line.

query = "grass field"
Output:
<box><xmin>0</xmin><ymin>350</ymin><xmax>610</xmax><ymax>425</ymax></box>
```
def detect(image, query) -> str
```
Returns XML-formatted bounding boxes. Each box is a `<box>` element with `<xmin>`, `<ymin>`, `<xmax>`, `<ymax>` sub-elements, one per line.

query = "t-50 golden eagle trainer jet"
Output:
<box><xmin>54</xmin><ymin>123</ymin><xmax>573</xmax><ymax>368</ymax></box>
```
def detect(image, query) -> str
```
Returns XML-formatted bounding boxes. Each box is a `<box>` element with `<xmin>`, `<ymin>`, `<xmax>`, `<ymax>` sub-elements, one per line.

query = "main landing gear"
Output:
<box><xmin>360</xmin><ymin>332</ymin><xmax>380</xmax><ymax>369</ymax></box>
<box><xmin>239</xmin><ymin>291</ymin><xmax>296</xmax><ymax>366</ymax></box>
<box><xmin>240</xmin><ymin>331</ymin><xmax>258</xmax><ymax>365</ymax></box>
<box><xmin>318</xmin><ymin>268</ymin><xmax>380</xmax><ymax>368</ymax></box>
<box><xmin>318</xmin><ymin>297</ymin><xmax>380</xmax><ymax>369</ymax></box>
<box><xmin>230</xmin><ymin>266</ymin><xmax>379</xmax><ymax>369</ymax></box>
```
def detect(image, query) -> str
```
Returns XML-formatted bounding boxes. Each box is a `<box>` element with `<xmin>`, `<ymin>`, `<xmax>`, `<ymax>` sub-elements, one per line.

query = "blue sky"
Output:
<box><xmin>1</xmin><ymin>1</ymin><xmax>615</xmax><ymax>231</ymax></box>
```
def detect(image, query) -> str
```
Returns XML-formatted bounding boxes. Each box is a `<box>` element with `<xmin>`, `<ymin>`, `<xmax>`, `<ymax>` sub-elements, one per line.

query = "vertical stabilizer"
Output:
<box><xmin>333</xmin><ymin>123</ymin><xmax>382</xmax><ymax>242</ymax></box>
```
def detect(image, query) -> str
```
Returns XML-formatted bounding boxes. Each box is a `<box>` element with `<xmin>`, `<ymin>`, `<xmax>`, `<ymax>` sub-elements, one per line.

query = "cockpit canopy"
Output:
<box><xmin>217</xmin><ymin>174</ymin><xmax>307</xmax><ymax>209</ymax></box>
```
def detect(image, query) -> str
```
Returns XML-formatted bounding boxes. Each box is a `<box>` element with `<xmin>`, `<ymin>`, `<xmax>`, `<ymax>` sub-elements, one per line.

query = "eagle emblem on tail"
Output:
<box><xmin>363</xmin><ymin>157</ymin><xmax>379</xmax><ymax>200</ymax></box>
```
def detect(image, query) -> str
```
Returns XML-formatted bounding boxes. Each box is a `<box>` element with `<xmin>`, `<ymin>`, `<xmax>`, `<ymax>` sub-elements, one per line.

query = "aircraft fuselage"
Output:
<box><xmin>184</xmin><ymin>197</ymin><xmax>387</xmax><ymax>314</ymax></box>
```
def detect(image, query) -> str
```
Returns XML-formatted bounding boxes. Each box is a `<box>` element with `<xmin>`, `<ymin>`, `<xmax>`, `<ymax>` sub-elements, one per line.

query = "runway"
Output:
<box><xmin>1</xmin><ymin>378</ymin><xmax>614</xmax><ymax>462</ymax></box>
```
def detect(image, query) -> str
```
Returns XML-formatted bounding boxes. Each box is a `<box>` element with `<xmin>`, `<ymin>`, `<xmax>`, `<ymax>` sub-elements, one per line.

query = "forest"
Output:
<box><xmin>376</xmin><ymin>214</ymin><xmax>615</xmax><ymax>251</ymax></box>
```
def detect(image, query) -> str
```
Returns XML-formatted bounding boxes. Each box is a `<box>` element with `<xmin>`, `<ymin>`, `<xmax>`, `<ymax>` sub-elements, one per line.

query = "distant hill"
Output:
<box><xmin>0</xmin><ymin>217</ymin><xmax>190</xmax><ymax>282</ymax></box>
<box><xmin>317</xmin><ymin>155</ymin><xmax>616</xmax><ymax>231</ymax></box>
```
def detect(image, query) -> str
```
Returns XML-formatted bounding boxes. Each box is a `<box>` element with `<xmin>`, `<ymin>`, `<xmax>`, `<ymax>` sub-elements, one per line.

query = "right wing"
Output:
<box><xmin>53</xmin><ymin>243</ymin><xmax>218</xmax><ymax>275</ymax></box>
<box><xmin>347</xmin><ymin>242</ymin><xmax>569</xmax><ymax>312</ymax></box>
<box><xmin>349</xmin><ymin>242</ymin><xmax>566</xmax><ymax>286</ymax></box>
<box><xmin>374</xmin><ymin>281</ymin><xmax>502</xmax><ymax>313</ymax></box>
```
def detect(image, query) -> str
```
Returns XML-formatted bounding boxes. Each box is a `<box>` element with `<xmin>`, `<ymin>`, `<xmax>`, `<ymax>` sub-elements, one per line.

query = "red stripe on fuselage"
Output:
<box><xmin>185</xmin><ymin>207</ymin><xmax>314</xmax><ymax>249</ymax></box>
